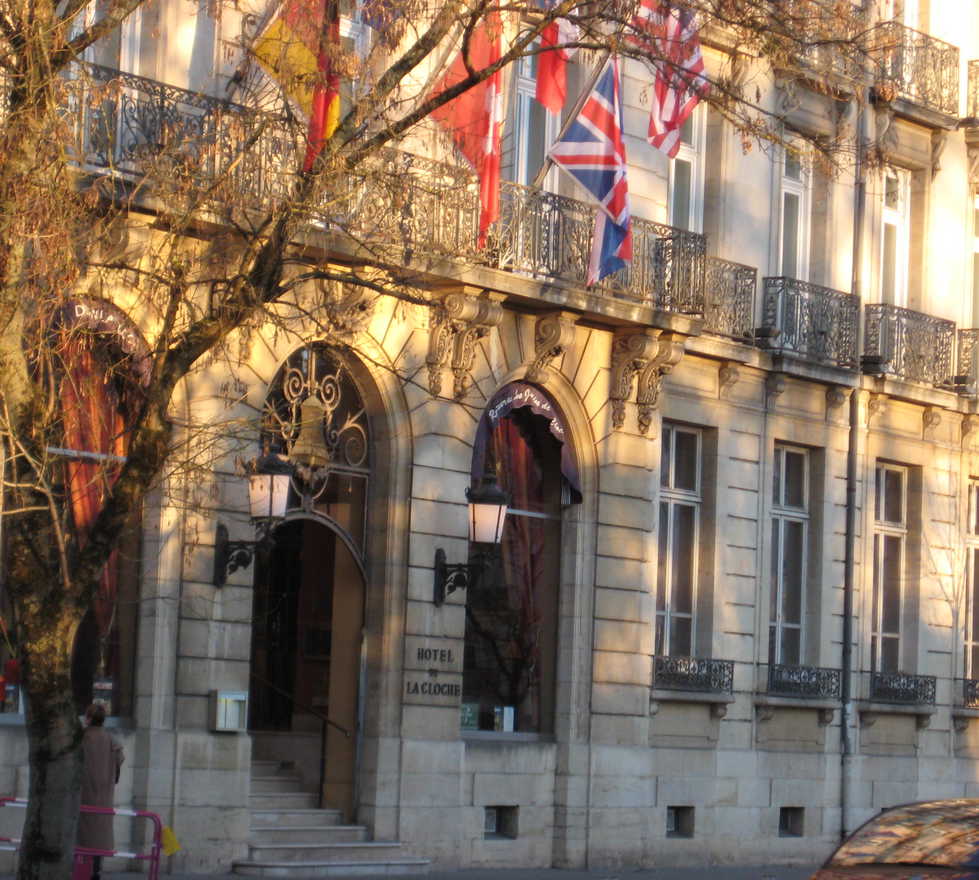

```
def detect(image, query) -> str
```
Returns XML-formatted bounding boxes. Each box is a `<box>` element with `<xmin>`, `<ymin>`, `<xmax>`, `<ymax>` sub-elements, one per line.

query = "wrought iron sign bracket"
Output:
<box><xmin>433</xmin><ymin>548</ymin><xmax>482</xmax><ymax>606</ymax></box>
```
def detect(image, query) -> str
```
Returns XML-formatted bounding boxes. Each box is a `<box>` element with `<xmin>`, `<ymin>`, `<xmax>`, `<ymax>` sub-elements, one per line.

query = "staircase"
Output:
<box><xmin>232</xmin><ymin>761</ymin><xmax>429</xmax><ymax>877</ymax></box>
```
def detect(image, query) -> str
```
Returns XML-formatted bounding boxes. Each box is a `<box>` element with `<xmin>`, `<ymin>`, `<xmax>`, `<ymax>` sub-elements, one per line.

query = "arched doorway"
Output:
<box><xmin>248</xmin><ymin>344</ymin><xmax>372</xmax><ymax>819</ymax></box>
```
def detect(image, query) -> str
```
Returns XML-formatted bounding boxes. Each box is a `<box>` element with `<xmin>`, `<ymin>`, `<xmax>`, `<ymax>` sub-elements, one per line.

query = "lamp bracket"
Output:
<box><xmin>433</xmin><ymin>548</ymin><xmax>482</xmax><ymax>606</ymax></box>
<box><xmin>213</xmin><ymin>520</ymin><xmax>275</xmax><ymax>587</ymax></box>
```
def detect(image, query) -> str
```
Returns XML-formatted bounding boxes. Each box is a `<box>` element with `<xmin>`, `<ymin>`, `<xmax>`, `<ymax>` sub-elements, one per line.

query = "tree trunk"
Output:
<box><xmin>16</xmin><ymin>614</ymin><xmax>83</xmax><ymax>880</ymax></box>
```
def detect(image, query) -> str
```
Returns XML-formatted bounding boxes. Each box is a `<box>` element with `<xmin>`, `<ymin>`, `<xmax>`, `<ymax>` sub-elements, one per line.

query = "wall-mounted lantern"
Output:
<box><xmin>433</xmin><ymin>475</ymin><xmax>509</xmax><ymax>606</ymax></box>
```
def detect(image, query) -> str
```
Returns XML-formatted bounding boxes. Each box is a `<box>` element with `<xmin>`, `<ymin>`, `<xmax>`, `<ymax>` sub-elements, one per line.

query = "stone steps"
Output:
<box><xmin>231</xmin><ymin>761</ymin><xmax>428</xmax><ymax>878</ymax></box>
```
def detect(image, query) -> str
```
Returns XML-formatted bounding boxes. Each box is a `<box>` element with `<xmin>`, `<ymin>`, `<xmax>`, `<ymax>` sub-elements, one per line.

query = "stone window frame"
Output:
<box><xmin>879</xmin><ymin>166</ymin><xmax>912</xmax><ymax>307</ymax></box>
<box><xmin>669</xmin><ymin>105</ymin><xmax>706</xmax><ymax>233</ymax></box>
<box><xmin>777</xmin><ymin>141</ymin><xmax>811</xmax><ymax>281</ymax></box>
<box><xmin>871</xmin><ymin>461</ymin><xmax>910</xmax><ymax>674</ymax></box>
<box><xmin>964</xmin><ymin>480</ymin><xmax>979</xmax><ymax>679</ymax></box>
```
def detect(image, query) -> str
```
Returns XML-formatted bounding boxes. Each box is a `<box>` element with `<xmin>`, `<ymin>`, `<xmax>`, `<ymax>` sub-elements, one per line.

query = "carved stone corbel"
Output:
<box><xmin>610</xmin><ymin>330</ymin><xmax>661</xmax><ymax>430</ymax></box>
<box><xmin>426</xmin><ymin>292</ymin><xmax>503</xmax><ymax>399</ymax></box>
<box><xmin>719</xmin><ymin>362</ymin><xmax>740</xmax><ymax>398</ymax></box>
<box><xmin>818</xmin><ymin>708</ymin><xmax>834</xmax><ymax>727</ymax></box>
<box><xmin>874</xmin><ymin>104</ymin><xmax>897</xmax><ymax>157</ymax></box>
<box><xmin>636</xmin><ymin>332</ymin><xmax>686</xmax><ymax>435</ymax></box>
<box><xmin>314</xmin><ymin>278</ymin><xmax>374</xmax><ymax>337</ymax></box>
<box><xmin>525</xmin><ymin>311</ymin><xmax>578</xmax><ymax>385</ymax></box>
<box><xmin>766</xmin><ymin>373</ymin><xmax>786</xmax><ymax>406</ymax></box>
<box><xmin>867</xmin><ymin>391</ymin><xmax>886</xmax><ymax>426</ymax></box>
<box><xmin>922</xmin><ymin>406</ymin><xmax>942</xmax><ymax>437</ymax></box>
<box><xmin>963</xmin><ymin>415</ymin><xmax>979</xmax><ymax>446</ymax></box>
<box><xmin>710</xmin><ymin>703</ymin><xmax>728</xmax><ymax>720</ymax></box>
<box><xmin>825</xmin><ymin>386</ymin><xmax>848</xmax><ymax>419</ymax></box>
<box><xmin>969</xmin><ymin>140</ymin><xmax>979</xmax><ymax>188</ymax></box>
<box><xmin>775</xmin><ymin>76</ymin><xmax>800</xmax><ymax>117</ymax></box>
<box><xmin>756</xmin><ymin>705</ymin><xmax>775</xmax><ymax>723</ymax></box>
<box><xmin>954</xmin><ymin>715</ymin><xmax>970</xmax><ymax>733</ymax></box>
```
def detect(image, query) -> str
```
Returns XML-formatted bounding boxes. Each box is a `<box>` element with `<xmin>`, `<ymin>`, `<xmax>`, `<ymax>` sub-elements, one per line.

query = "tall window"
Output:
<box><xmin>880</xmin><ymin>168</ymin><xmax>911</xmax><ymax>306</ymax></box>
<box><xmin>770</xmin><ymin>445</ymin><xmax>809</xmax><ymax>666</ymax></box>
<box><xmin>872</xmin><ymin>463</ymin><xmax>907</xmax><ymax>673</ymax></box>
<box><xmin>669</xmin><ymin>108</ymin><xmax>705</xmax><ymax>232</ymax></box>
<box><xmin>657</xmin><ymin>425</ymin><xmax>701</xmax><ymax>657</ymax></box>
<box><xmin>463</xmin><ymin>386</ymin><xmax>578</xmax><ymax>733</ymax></box>
<box><xmin>971</xmin><ymin>195</ymin><xmax>979</xmax><ymax>326</ymax></box>
<box><xmin>779</xmin><ymin>146</ymin><xmax>810</xmax><ymax>280</ymax></box>
<box><xmin>502</xmin><ymin>53</ymin><xmax>557</xmax><ymax>187</ymax></box>
<box><xmin>965</xmin><ymin>481</ymin><xmax>979</xmax><ymax>679</ymax></box>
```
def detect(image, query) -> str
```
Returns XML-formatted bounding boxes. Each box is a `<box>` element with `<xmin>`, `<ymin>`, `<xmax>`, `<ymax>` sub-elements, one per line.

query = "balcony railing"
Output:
<box><xmin>704</xmin><ymin>257</ymin><xmax>756</xmax><ymax>339</ymax></box>
<box><xmin>759</xmin><ymin>277</ymin><xmax>859</xmax><ymax>369</ymax></box>
<box><xmin>963</xmin><ymin>678</ymin><xmax>979</xmax><ymax>709</ymax></box>
<box><xmin>56</xmin><ymin>63</ymin><xmax>708</xmax><ymax>317</ymax></box>
<box><xmin>869</xmin><ymin>671</ymin><xmax>936</xmax><ymax>705</ymax></box>
<box><xmin>653</xmin><ymin>656</ymin><xmax>734</xmax><ymax>694</ymax></box>
<box><xmin>871</xmin><ymin>21</ymin><xmax>959</xmax><ymax>117</ymax></box>
<box><xmin>768</xmin><ymin>663</ymin><xmax>841</xmax><ymax>700</ymax></box>
<box><xmin>957</xmin><ymin>329</ymin><xmax>979</xmax><ymax>391</ymax></box>
<box><xmin>968</xmin><ymin>60</ymin><xmax>979</xmax><ymax>120</ymax></box>
<box><xmin>862</xmin><ymin>303</ymin><xmax>955</xmax><ymax>386</ymax></box>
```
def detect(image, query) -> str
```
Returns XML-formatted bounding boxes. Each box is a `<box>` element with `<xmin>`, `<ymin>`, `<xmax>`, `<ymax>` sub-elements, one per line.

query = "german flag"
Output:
<box><xmin>253</xmin><ymin>0</ymin><xmax>340</xmax><ymax>170</ymax></box>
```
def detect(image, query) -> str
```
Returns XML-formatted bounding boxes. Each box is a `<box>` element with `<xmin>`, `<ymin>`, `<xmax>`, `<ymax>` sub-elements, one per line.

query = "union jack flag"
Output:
<box><xmin>548</xmin><ymin>57</ymin><xmax>632</xmax><ymax>285</ymax></box>
<box><xmin>631</xmin><ymin>1</ymin><xmax>707</xmax><ymax>158</ymax></box>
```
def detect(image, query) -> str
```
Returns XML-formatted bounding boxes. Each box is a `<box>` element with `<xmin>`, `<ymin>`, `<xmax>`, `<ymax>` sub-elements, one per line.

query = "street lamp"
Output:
<box><xmin>433</xmin><ymin>474</ymin><xmax>509</xmax><ymax>606</ymax></box>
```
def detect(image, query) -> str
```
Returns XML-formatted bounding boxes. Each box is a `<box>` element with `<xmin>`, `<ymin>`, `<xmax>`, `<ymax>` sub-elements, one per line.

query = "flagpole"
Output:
<box><xmin>530</xmin><ymin>49</ymin><xmax>611</xmax><ymax>189</ymax></box>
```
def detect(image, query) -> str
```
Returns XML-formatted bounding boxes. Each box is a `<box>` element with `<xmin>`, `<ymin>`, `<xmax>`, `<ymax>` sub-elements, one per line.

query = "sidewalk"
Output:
<box><xmin>2</xmin><ymin>868</ymin><xmax>818</xmax><ymax>880</ymax></box>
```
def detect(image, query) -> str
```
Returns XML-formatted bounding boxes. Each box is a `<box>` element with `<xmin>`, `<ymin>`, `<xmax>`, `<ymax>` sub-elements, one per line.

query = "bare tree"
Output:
<box><xmin>0</xmin><ymin>0</ymin><xmax>879</xmax><ymax>875</ymax></box>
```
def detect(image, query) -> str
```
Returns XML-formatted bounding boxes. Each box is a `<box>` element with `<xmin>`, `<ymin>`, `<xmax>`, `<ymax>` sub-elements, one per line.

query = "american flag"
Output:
<box><xmin>548</xmin><ymin>57</ymin><xmax>632</xmax><ymax>284</ymax></box>
<box><xmin>631</xmin><ymin>1</ymin><xmax>707</xmax><ymax>158</ymax></box>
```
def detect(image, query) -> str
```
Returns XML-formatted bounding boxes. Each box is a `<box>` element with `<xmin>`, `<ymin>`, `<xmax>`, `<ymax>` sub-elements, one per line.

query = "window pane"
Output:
<box><xmin>670</xmin><ymin>615</ymin><xmax>692</xmax><ymax>657</ymax></box>
<box><xmin>881</xmin><ymin>534</ymin><xmax>902</xmax><ymax>633</ymax></box>
<box><xmin>773</xmin><ymin>447</ymin><xmax>783</xmax><ymax>505</ymax></box>
<box><xmin>524</xmin><ymin>98</ymin><xmax>547</xmax><ymax>186</ymax></box>
<box><xmin>883</xmin><ymin>469</ymin><xmax>903</xmax><ymax>524</ymax></box>
<box><xmin>781</xmin><ymin>193</ymin><xmax>799</xmax><ymax>278</ymax></box>
<box><xmin>661</xmin><ymin>429</ymin><xmax>672</xmax><ymax>488</ymax></box>
<box><xmin>885</xmin><ymin>173</ymin><xmax>900</xmax><ymax>210</ymax></box>
<box><xmin>780</xmin><ymin>626</ymin><xmax>801</xmax><ymax>666</ymax></box>
<box><xmin>657</xmin><ymin>502</ymin><xmax>669</xmax><ymax>612</ymax></box>
<box><xmin>655</xmin><ymin>614</ymin><xmax>665</xmax><ymax>656</ymax></box>
<box><xmin>679</xmin><ymin>113</ymin><xmax>694</xmax><ymax>146</ymax></box>
<box><xmin>673</xmin><ymin>430</ymin><xmax>698</xmax><ymax>492</ymax></box>
<box><xmin>672</xmin><ymin>159</ymin><xmax>692</xmax><ymax>230</ymax></box>
<box><xmin>781</xmin><ymin>521</ymin><xmax>804</xmax><ymax>625</ymax></box>
<box><xmin>671</xmin><ymin>504</ymin><xmax>696</xmax><ymax>615</ymax></box>
<box><xmin>770</xmin><ymin>520</ymin><xmax>780</xmax><ymax>623</ymax></box>
<box><xmin>972</xmin><ymin>548</ymin><xmax>979</xmax><ymax>639</ymax></box>
<box><xmin>881</xmin><ymin>635</ymin><xmax>900</xmax><ymax>673</ymax></box>
<box><xmin>784</xmin><ymin>450</ymin><xmax>806</xmax><ymax>509</ymax></box>
<box><xmin>882</xmin><ymin>222</ymin><xmax>897</xmax><ymax>303</ymax></box>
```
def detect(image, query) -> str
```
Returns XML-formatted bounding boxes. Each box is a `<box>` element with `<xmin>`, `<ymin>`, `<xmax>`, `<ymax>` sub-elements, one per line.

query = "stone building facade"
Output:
<box><xmin>5</xmin><ymin>0</ymin><xmax>979</xmax><ymax>875</ymax></box>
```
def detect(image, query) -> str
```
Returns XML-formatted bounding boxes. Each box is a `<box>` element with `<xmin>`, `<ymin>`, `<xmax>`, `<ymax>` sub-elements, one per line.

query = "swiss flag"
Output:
<box><xmin>429</xmin><ymin>14</ymin><xmax>504</xmax><ymax>248</ymax></box>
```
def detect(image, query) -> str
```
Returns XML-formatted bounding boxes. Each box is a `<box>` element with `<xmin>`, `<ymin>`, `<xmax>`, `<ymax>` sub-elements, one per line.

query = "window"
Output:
<box><xmin>463</xmin><ymin>384</ymin><xmax>579</xmax><ymax>733</ymax></box>
<box><xmin>669</xmin><ymin>108</ymin><xmax>705</xmax><ymax>232</ymax></box>
<box><xmin>502</xmin><ymin>53</ymin><xmax>558</xmax><ymax>187</ymax></box>
<box><xmin>971</xmin><ymin>195</ymin><xmax>979</xmax><ymax>326</ymax></box>
<box><xmin>779</xmin><ymin>146</ymin><xmax>810</xmax><ymax>280</ymax></box>
<box><xmin>880</xmin><ymin>168</ymin><xmax>911</xmax><ymax>306</ymax></box>
<box><xmin>657</xmin><ymin>425</ymin><xmax>701</xmax><ymax>657</ymax></box>
<box><xmin>965</xmin><ymin>481</ymin><xmax>979</xmax><ymax>680</ymax></box>
<box><xmin>770</xmin><ymin>446</ymin><xmax>809</xmax><ymax>666</ymax></box>
<box><xmin>484</xmin><ymin>806</ymin><xmax>518</xmax><ymax>839</ymax></box>
<box><xmin>779</xmin><ymin>807</ymin><xmax>805</xmax><ymax>837</ymax></box>
<box><xmin>872</xmin><ymin>464</ymin><xmax>907</xmax><ymax>674</ymax></box>
<box><xmin>667</xmin><ymin>806</ymin><xmax>695</xmax><ymax>838</ymax></box>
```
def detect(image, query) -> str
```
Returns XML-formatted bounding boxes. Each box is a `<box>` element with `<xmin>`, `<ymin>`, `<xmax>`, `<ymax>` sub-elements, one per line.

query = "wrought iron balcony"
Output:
<box><xmin>862</xmin><ymin>303</ymin><xmax>955</xmax><ymax>386</ymax></box>
<box><xmin>653</xmin><ymin>655</ymin><xmax>734</xmax><ymax>695</ymax></box>
<box><xmin>704</xmin><ymin>257</ymin><xmax>756</xmax><ymax>339</ymax></box>
<box><xmin>56</xmin><ymin>63</ymin><xmax>707</xmax><ymax>317</ymax></box>
<box><xmin>768</xmin><ymin>663</ymin><xmax>841</xmax><ymax>700</ymax></box>
<box><xmin>871</xmin><ymin>21</ymin><xmax>959</xmax><ymax>117</ymax></box>
<box><xmin>964</xmin><ymin>678</ymin><xmax>979</xmax><ymax>709</ymax></box>
<box><xmin>968</xmin><ymin>60</ymin><xmax>979</xmax><ymax>121</ymax></box>
<box><xmin>758</xmin><ymin>277</ymin><xmax>859</xmax><ymax>369</ymax></box>
<box><xmin>869</xmin><ymin>671</ymin><xmax>936</xmax><ymax>705</ymax></box>
<box><xmin>957</xmin><ymin>329</ymin><xmax>979</xmax><ymax>392</ymax></box>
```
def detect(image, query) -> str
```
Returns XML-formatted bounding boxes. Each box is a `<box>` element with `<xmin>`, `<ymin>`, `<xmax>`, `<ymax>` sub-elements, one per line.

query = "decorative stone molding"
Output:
<box><xmin>756</xmin><ymin>705</ymin><xmax>775</xmax><ymax>723</ymax></box>
<box><xmin>874</xmin><ymin>104</ymin><xmax>897</xmax><ymax>157</ymax></box>
<box><xmin>718</xmin><ymin>362</ymin><xmax>740</xmax><ymax>398</ymax></box>
<box><xmin>954</xmin><ymin>715</ymin><xmax>970</xmax><ymax>733</ymax></box>
<box><xmin>969</xmin><ymin>140</ymin><xmax>979</xmax><ymax>188</ymax></box>
<box><xmin>818</xmin><ymin>708</ymin><xmax>834</xmax><ymax>727</ymax></box>
<box><xmin>609</xmin><ymin>330</ymin><xmax>661</xmax><ymax>431</ymax></box>
<box><xmin>922</xmin><ymin>406</ymin><xmax>942</xmax><ymax>437</ymax></box>
<box><xmin>636</xmin><ymin>332</ymin><xmax>685</xmax><ymax>435</ymax></box>
<box><xmin>775</xmin><ymin>76</ymin><xmax>800</xmax><ymax>117</ymax></box>
<box><xmin>426</xmin><ymin>292</ymin><xmax>503</xmax><ymax>399</ymax></box>
<box><xmin>765</xmin><ymin>373</ymin><xmax>786</xmax><ymax>405</ymax></box>
<box><xmin>525</xmin><ymin>311</ymin><xmax>578</xmax><ymax>385</ymax></box>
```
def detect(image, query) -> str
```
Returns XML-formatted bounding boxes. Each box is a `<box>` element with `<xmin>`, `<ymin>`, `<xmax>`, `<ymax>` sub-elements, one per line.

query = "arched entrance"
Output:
<box><xmin>248</xmin><ymin>344</ymin><xmax>372</xmax><ymax>820</ymax></box>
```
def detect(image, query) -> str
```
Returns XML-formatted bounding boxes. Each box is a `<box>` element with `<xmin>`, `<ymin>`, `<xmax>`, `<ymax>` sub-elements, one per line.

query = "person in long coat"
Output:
<box><xmin>78</xmin><ymin>702</ymin><xmax>124</xmax><ymax>879</ymax></box>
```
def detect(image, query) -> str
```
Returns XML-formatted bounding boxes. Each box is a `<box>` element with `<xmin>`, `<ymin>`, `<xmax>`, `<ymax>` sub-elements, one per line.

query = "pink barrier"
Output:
<box><xmin>1</xmin><ymin>796</ymin><xmax>162</xmax><ymax>880</ymax></box>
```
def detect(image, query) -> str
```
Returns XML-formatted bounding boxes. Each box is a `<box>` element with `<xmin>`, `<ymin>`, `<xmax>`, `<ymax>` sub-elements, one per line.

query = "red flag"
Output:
<box><xmin>429</xmin><ymin>14</ymin><xmax>504</xmax><ymax>247</ymax></box>
<box><xmin>630</xmin><ymin>1</ymin><xmax>707</xmax><ymax>158</ymax></box>
<box><xmin>536</xmin><ymin>17</ymin><xmax>579</xmax><ymax>115</ymax></box>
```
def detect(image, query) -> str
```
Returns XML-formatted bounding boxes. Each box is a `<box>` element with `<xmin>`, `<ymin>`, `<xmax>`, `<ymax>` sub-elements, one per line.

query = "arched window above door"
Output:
<box><xmin>261</xmin><ymin>344</ymin><xmax>371</xmax><ymax>556</ymax></box>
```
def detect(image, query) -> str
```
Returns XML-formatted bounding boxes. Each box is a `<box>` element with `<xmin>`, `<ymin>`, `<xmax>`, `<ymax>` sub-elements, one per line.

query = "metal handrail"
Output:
<box><xmin>249</xmin><ymin>670</ymin><xmax>350</xmax><ymax>738</ymax></box>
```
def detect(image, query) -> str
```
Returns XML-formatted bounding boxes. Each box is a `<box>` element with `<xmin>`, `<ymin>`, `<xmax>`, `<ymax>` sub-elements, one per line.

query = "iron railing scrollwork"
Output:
<box><xmin>872</xmin><ymin>21</ymin><xmax>959</xmax><ymax>117</ymax></box>
<box><xmin>768</xmin><ymin>664</ymin><xmax>841</xmax><ymax>700</ymax></box>
<box><xmin>653</xmin><ymin>656</ymin><xmax>734</xmax><ymax>695</ymax></box>
<box><xmin>869</xmin><ymin>671</ymin><xmax>936</xmax><ymax>705</ymax></box>
<box><xmin>963</xmin><ymin>679</ymin><xmax>979</xmax><ymax>709</ymax></box>
<box><xmin>704</xmin><ymin>257</ymin><xmax>756</xmax><ymax>339</ymax></box>
<box><xmin>862</xmin><ymin>303</ymin><xmax>955</xmax><ymax>387</ymax></box>
<box><xmin>957</xmin><ymin>329</ymin><xmax>979</xmax><ymax>391</ymax></box>
<box><xmin>760</xmin><ymin>277</ymin><xmax>859</xmax><ymax>368</ymax></box>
